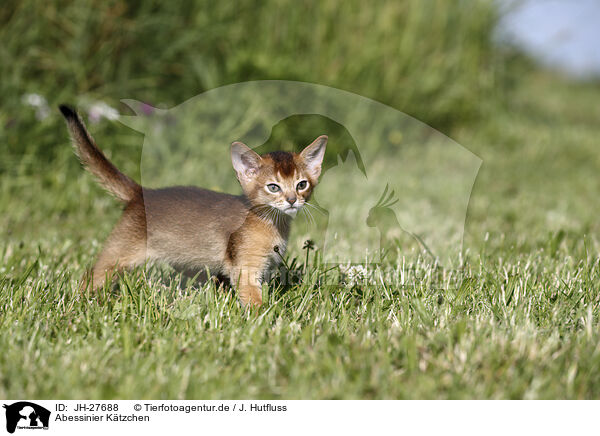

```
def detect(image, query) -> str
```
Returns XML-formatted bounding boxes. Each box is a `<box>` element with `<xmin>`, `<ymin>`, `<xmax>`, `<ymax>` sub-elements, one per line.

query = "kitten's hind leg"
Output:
<box><xmin>88</xmin><ymin>235</ymin><xmax>147</xmax><ymax>291</ymax></box>
<box><xmin>87</xmin><ymin>205</ymin><xmax>148</xmax><ymax>291</ymax></box>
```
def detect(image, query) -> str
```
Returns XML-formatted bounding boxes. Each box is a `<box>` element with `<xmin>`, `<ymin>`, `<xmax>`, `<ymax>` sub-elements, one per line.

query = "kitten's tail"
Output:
<box><xmin>59</xmin><ymin>104</ymin><xmax>141</xmax><ymax>202</ymax></box>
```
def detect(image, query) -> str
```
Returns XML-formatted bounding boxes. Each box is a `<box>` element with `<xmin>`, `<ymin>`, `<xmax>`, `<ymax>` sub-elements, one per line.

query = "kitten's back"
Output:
<box><xmin>143</xmin><ymin>186</ymin><xmax>249</xmax><ymax>270</ymax></box>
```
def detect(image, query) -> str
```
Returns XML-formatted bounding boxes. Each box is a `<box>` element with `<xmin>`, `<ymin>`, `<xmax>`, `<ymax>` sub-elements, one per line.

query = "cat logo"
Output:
<box><xmin>2</xmin><ymin>402</ymin><xmax>50</xmax><ymax>434</ymax></box>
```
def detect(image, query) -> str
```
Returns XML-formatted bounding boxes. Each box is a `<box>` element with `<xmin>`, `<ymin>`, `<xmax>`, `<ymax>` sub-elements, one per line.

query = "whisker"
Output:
<box><xmin>303</xmin><ymin>202</ymin><xmax>326</xmax><ymax>215</ymax></box>
<box><xmin>303</xmin><ymin>206</ymin><xmax>315</xmax><ymax>226</ymax></box>
<box><xmin>300</xmin><ymin>208</ymin><xmax>313</xmax><ymax>228</ymax></box>
<box><xmin>306</xmin><ymin>209</ymin><xmax>317</xmax><ymax>227</ymax></box>
<box><xmin>250</xmin><ymin>203</ymin><xmax>274</xmax><ymax>220</ymax></box>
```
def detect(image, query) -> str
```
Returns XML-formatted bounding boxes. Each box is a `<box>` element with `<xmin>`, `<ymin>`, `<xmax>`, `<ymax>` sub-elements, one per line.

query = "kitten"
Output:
<box><xmin>59</xmin><ymin>105</ymin><xmax>327</xmax><ymax>307</ymax></box>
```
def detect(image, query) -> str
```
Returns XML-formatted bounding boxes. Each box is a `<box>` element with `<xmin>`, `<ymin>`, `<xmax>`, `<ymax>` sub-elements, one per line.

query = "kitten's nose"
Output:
<box><xmin>286</xmin><ymin>196</ymin><xmax>297</xmax><ymax>206</ymax></box>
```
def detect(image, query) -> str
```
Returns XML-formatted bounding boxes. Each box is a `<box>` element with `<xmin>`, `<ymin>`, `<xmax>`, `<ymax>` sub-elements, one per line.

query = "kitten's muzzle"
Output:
<box><xmin>283</xmin><ymin>206</ymin><xmax>298</xmax><ymax>217</ymax></box>
<box><xmin>286</xmin><ymin>196</ymin><xmax>297</xmax><ymax>206</ymax></box>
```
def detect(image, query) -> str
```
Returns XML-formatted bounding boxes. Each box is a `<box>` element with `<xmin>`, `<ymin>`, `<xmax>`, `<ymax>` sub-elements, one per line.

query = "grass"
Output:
<box><xmin>2</xmin><ymin>1</ymin><xmax>600</xmax><ymax>399</ymax></box>
<box><xmin>2</xmin><ymin>234</ymin><xmax>600</xmax><ymax>399</ymax></box>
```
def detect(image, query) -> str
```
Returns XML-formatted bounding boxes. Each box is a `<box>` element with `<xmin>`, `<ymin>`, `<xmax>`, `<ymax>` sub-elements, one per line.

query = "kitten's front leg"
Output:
<box><xmin>226</xmin><ymin>219</ymin><xmax>280</xmax><ymax>308</ymax></box>
<box><xmin>229</xmin><ymin>261</ymin><xmax>265</xmax><ymax>307</ymax></box>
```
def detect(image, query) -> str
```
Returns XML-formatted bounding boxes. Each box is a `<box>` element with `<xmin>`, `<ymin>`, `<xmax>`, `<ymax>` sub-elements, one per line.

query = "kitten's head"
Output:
<box><xmin>231</xmin><ymin>135</ymin><xmax>327</xmax><ymax>218</ymax></box>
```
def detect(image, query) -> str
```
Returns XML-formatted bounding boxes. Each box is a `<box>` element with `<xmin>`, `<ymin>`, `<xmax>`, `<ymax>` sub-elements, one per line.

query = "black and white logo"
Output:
<box><xmin>3</xmin><ymin>402</ymin><xmax>50</xmax><ymax>434</ymax></box>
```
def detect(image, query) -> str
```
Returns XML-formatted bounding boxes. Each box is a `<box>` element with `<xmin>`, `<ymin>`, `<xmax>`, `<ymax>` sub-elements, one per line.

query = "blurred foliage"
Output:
<box><xmin>1</xmin><ymin>0</ymin><xmax>506</xmax><ymax>131</ymax></box>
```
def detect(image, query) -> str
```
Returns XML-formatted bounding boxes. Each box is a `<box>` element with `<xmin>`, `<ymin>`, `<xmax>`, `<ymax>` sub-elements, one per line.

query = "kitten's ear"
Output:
<box><xmin>300</xmin><ymin>135</ymin><xmax>328</xmax><ymax>180</ymax></box>
<box><xmin>231</xmin><ymin>141</ymin><xmax>262</xmax><ymax>183</ymax></box>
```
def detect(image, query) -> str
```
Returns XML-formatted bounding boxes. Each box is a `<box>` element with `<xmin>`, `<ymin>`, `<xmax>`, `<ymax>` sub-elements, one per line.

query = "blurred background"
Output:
<box><xmin>1</xmin><ymin>0</ymin><xmax>599</xmax><ymax>257</ymax></box>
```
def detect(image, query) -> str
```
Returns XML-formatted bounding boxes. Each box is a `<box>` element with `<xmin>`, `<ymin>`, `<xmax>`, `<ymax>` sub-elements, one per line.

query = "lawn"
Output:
<box><xmin>1</xmin><ymin>1</ymin><xmax>600</xmax><ymax>399</ymax></box>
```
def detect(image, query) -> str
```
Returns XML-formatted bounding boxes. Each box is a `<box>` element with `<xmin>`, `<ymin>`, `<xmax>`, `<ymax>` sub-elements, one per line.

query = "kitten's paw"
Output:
<box><xmin>239</xmin><ymin>285</ymin><xmax>263</xmax><ymax>308</ymax></box>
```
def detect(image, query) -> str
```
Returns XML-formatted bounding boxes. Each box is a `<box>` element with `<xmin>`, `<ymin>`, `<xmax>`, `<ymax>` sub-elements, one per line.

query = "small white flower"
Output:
<box><xmin>88</xmin><ymin>102</ymin><xmax>119</xmax><ymax>123</ymax></box>
<box><xmin>340</xmin><ymin>264</ymin><xmax>369</xmax><ymax>286</ymax></box>
<box><xmin>22</xmin><ymin>93</ymin><xmax>50</xmax><ymax>120</ymax></box>
<box><xmin>23</xmin><ymin>93</ymin><xmax>45</xmax><ymax>107</ymax></box>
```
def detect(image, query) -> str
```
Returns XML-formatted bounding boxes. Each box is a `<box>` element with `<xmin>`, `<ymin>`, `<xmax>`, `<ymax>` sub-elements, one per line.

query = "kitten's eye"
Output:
<box><xmin>266</xmin><ymin>183</ymin><xmax>281</xmax><ymax>193</ymax></box>
<box><xmin>296</xmin><ymin>180</ymin><xmax>308</xmax><ymax>191</ymax></box>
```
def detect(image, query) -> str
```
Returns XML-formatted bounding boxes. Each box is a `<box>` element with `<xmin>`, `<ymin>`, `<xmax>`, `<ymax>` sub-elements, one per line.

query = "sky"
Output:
<box><xmin>498</xmin><ymin>0</ymin><xmax>600</xmax><ymax>78</ymax></box>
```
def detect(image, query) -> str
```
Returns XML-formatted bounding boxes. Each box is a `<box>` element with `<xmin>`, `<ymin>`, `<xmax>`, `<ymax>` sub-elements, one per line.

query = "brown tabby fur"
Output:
<box><xmin>59</xmin><ymin>105</ymin><xmax>327</xmax><ymax>307</ymax></box>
